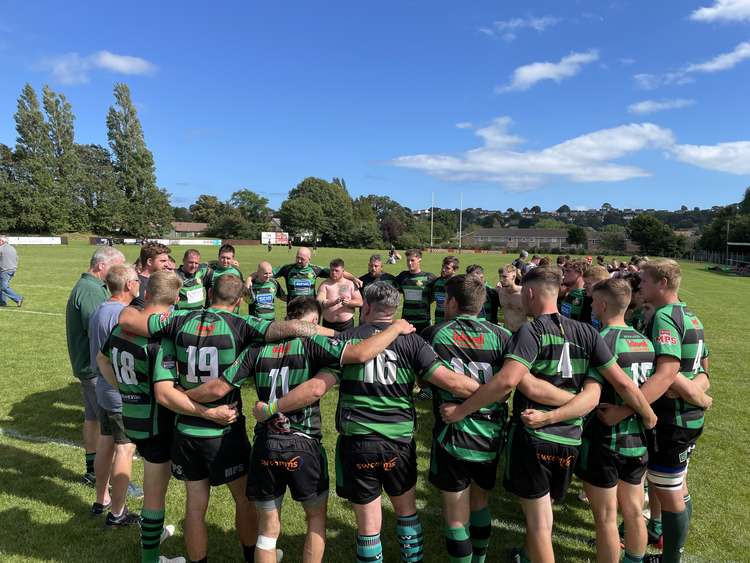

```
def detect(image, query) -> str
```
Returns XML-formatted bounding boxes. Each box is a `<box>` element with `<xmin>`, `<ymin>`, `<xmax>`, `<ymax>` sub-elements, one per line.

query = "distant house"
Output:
<box><xmin>170</xmin><ymin>222</ymin><xmax>209</xmax><ymax>238</ymax></box>
<box><xmin>462</xmin><ymin>228</ymin><xmax>571</xmax><ymax>249</ymax></box>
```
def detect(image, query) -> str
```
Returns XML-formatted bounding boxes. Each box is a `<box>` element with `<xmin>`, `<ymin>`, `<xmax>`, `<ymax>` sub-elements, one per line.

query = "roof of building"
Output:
<box><xmin>172</xmin><ymin>221</ymin><xmax>209</xmax><ymax>232</ymax></box>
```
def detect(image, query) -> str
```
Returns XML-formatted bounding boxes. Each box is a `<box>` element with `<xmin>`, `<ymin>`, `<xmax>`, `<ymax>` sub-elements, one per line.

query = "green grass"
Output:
<box><xmin>0</xmin><ymin>242</ymin><xmax>748</xmax><ymax>562</ymax></box>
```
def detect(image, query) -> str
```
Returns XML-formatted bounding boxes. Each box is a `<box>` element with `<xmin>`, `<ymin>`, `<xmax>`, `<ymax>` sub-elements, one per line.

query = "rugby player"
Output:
<box><xmin>358</xmin><ymin>254</ymin><xmax>398</xmax><ymax>291</ymax></box>
<box><xmin>560</xmin><ymin>260</ymin><xmax>587</xmax><ymax>321</ymax></box>
<box><xmin>573</xmin><ymin>278</ymin><xmax>655</xmax><ymax>563</ymax></box>
<box><xmin>189</xmin><ymin>297</ymin><xmax>415</xmax><ymax>563</ymax></box>
<box><xmin>496</xmin><ymin>265</ymin><xmax>526</xmax><ymax>333</ymax></box>
<box><xmin>175</xmin><ymin>249</ymin><xmax>212</xmax><ymax>310</ymax></box>
<box><xmin>441</xmin><ymin>267</ymin><xmax>656</xmax><ymax>563</ymax></box>
<box><xmin>317</xmin><ymin>258</ymin><xmax>362</xmax><ymax>332</ymax></box>
<box><xmin>395</xmin><ymin>249</ymin><xmax>436</xmax><ymax>333</ymax></box>
<box><xmin>428</xmin><ymin>256</ymin><xmax>459</xmax><ymax>324</ymax></box>
<box><xmin>245</xmin><ymin>261</ymin><xmax>287</xmax><ymax>320</ymax></box>
<box><xmin>580</xmin><ymin>265</ymin><xmax>610</xmax><ymax>330</ymax></box>
<box><xmin>422</xmin><ymin>275</ymin><xmax>577</xmax><ymax>563</ymax></box>
<box><xmin>465</xmin><ymin>265</ymin><xmax>499</xmax><ymax>324</ymax></box>
<box><xmin>66</xmin><ymin>246</ymin><xmax>125</xmax><ymax>483</ymax></box>
<box><xmin>97</xmin><ymin>271</ymin><xmax>237</xmax><ymax>562</ymax></box>
<box><xmin>257</xmin><ymin>282</ymin><xmax>485</xmax><ymax>562</ymax></box>
<box><xmin>269</xmin><ymin>247</ymin><xmax>362</xmax><ymax>304</ymax></box>
<box><xmin>133</xmin><ymin>243</ymin><xmax>172</xmax><ymax>308</ymax></box>
<box><xmin>117</xmin><ymin>274</ymin><xmax>329</xmax><ymax>563</ymax></box>
<box><xmin>597</xmin><ymin>260</ymin><xmax>712</xmax><ymax>563</ymax></box>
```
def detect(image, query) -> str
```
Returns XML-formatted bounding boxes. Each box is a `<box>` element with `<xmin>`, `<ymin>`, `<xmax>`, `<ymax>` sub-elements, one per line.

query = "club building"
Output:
<box><xmin>462</xmin><ymin>228</ymin><xmax>603</xmax><ymax>250</ymax></box>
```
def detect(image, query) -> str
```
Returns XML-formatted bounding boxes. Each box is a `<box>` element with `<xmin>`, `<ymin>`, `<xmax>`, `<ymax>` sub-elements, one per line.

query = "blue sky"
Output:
<box><xmin>1</xmin><ymin>0</ymin><xmax>749</xmax><ymax>212</ymax></box>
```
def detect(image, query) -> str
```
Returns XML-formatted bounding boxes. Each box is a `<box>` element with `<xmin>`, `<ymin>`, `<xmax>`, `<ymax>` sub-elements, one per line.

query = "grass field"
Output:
<box><xmin>0</xmin><ymin>241</ymin><xmax>748</xmax><ymax>562</ymax></box>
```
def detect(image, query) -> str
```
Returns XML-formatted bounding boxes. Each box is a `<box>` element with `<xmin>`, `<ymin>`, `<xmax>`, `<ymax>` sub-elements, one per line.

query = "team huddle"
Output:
<box><xmin>64</xmin><ymin>243</ymin><xmax>711</xmax><ymax>563</ymax></box>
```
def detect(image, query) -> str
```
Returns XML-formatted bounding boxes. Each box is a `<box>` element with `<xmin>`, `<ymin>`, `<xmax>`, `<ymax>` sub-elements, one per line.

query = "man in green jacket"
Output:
<box><xmin>66</xmin><ymin>246</ymin><xmax>125</xmax><ymax>484</ymax></box>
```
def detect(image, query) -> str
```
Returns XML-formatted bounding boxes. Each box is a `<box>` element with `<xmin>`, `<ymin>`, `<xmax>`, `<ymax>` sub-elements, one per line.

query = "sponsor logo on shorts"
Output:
<box><xmin>536</xmin><ymin>452</ymin><xmax>576</xmax><ymax>469</ymax></box>
<box><xmin>355</xmin><ymin>456</ymin><xmax>398</xmax><ymax>471</ymax></box>
<box><xmin>172</xmin><ymin>463</ymin><xmax>183</xmax><ymax>476</ymax></box>
<box><xmin>656</xmin><ymin>330</ymin><xmax>677</xmax><ymax>345</ymax></box>
<box><xmin>225</xmin><ymin>463</ymin><xmax>246</xmax><ymax>478</ymax></box>
<box><xmin>260</xmin><ymin>456</ymin><xmax>304</xmax><ymax>471</ymax></box>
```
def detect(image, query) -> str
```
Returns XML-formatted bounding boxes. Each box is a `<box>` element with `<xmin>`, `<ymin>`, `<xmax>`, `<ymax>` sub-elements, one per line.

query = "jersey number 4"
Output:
<box><xmin>185</xmin><ymin>345</ymin><xmax>219</xmax><ymax>383</ymax></box>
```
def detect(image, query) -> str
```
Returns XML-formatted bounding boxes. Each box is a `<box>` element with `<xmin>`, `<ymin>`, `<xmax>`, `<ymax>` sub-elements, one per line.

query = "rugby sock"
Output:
<box><xmin>356</xmin><ymin>533</ymin><xmax>382</xmax><ymax>563</ymax></box>
<box><xmin>623</xmin><ymin>551</ymin><xmax>644</xmax><ymax>562</ymax></box>
<box><xmin>242</xmin><ymin>544</ymin><xmax>255</xmax><ymax>562</ymax></box>
<box><xmin>396</xmin><ymin>513</ymin><xmax>424</xmax><ymax>562</ymax></box>
<box><xmin>683</xmin><ymin>494</ymin><xmax>692</xmax><ymax>522</ymax></box>
<box><xmin>444</xmin><ymin>525</ymin><xmax>472</xmax><ymax>563</ymax></box>
<box><xmin>469</xmin><ymin>507</ymin><xmax>491</xmax><ymax>563</ymax></box>
<box><xmin>647</xmin><ymin>516</ymin><xmax>663</xmax><ymax>538</ymax></box>
<box><xmin>85</xmin><ymin>452</ymin><xmax>95</xmax><ymax>474</ymax></box>
<box><xmin>140</xmin><ymin>508</ymin><xmax>165</xmax><ymax>563</ymax></box>
<box><xmin>662</xmin><ymin>508</ymin><xmax>690</xmax><ymax>563</ymax></box>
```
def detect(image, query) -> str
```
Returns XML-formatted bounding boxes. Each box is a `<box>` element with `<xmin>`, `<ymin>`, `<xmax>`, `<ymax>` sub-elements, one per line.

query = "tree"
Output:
<box><xmin>628</xmin><ymin>214</ymin><xmax>685</xmax><ymax>257</ymax></box>
<box><xmin>567</xmin><ymin>225</ymin><xmax>587</xmax><ymax>247</ymax></box>
<box><xmin>107</xmin><ymin>83</ymin><xmax>172</xmax><ymax>236</ymax></box>
<box><xmin>287</xmin><ymin>177</ymin><xmax>355</xmax><ymax>246</ymax></box>
<box><xmin>557</xmin><ymin>204</ymin><xmax>571</xmax><ymax>213</ymax></box>
<box><xmin>479</xmin><ymin>215</ymin><xmax>495</xmax><ymax>228</ymax></box>
<box><xmin>190</xmin><ymin>194</ymin><xmax>225</xmax><ymax>224</ymax></box>
<box><xmin>279</xmin><ymin>197</ymin><xmax>326</xmax><ymax>242</ymax></box>
<box><xmin>530</xmin><ymin>205</ymin><xmax>541</xmax><ymax>214</ymax></box>
<box><xmin>229</xmin><ymin>189</ymin><xmax>270</xmax><ymax>224</ymax></box>
<box><xmin>601</xmin><ymin>224</ymin><xmax>627</xmax><ymax>252</ymax></box>
<box><xmin>14</xmin><ymin>83</ymin><xmax>55</xmax><ymax>232</ymax></box>
<box><xmin>173</xmin><ymin>206</ymin><xmax>192</xmax><ymax>221</ymax></box>
<box><xmin>75</xmin><ymin>144</ymin><xmax>123</xmax><ymax>234</ymax></box>
<box><xmin>43</xmin><ymin>85</ymin><xmax>84</xmax><ymax>231</ymax></box>
<box><xmin>739</xmin><ymin>187</ymin><xmax>750</xmax><ymax>215</ymax></box>
<box><xmin>351</xmin><ymin>197</ymin><xmax>383</xmax><ymax>248</ymax></box>
<box><xmin>355</xmin><ymin>195</ymin><xmax>414</xmax><ymax>245</ymax></box>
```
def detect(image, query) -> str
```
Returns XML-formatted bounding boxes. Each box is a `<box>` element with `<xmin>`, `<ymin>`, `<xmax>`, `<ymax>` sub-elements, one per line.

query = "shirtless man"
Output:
<box><xmin>496</xmin><ymin>264</ymin><xmax>526</xmax><ymax>332</ymax></box>
<box><xmin>317</xmin><ymin>258</ymin><xmax>363</xmax><ymax>332</ymax></box>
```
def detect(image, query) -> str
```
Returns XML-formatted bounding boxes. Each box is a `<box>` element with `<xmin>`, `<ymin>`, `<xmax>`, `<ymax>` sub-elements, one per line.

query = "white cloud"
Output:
<box><xmin>480</xmin><ymin>15</ymin><xmax>560</xmax><ymax>42</ymax></box>
<box><xmin>685</xmin><ymin>40</ymin><xmax>750</xmax><ymax>72</ymax></box>
<box><xmin>634</xmin><ymin>41</ymin><xmax>750</xmax><ymax>89</ymax></box>
<box><xmin>691</xmin><ymin>0</ymin><xmax>750</xmax><ymax>22</ymax></box>
<box><xmin>671</xmin><ymin>141</ymin><xmax>750</xmax><ymax>173</ymax></box>
<box><xmin>455</xmin><ymin>122</ymin><xmax>474</xmax><ymax>129</ymax></box>
<box><xmin>497</xmin><ymin>49</ymin><xmax>599</xmax><ymax>92</ymax></box>
<box><xmin>390</xmin><ymin>117</ymin><xmax>675</xmax><ymax>190</ymax></box>
<box><xmin>628</xmin><ymin>98</ymin><xmax>696</xmax><ymax>114</ymax></box>
<box><xmin>39</xmin><ymin>50</ymin><xmax>157</xmax><ymax>84</ymax></box>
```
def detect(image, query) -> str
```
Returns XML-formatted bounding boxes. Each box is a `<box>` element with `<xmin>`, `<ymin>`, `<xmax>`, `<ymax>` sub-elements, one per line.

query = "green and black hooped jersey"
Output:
<box><xmin>505</xmin><ymin>314</ymin><xmax>616</xmax><ymax>446</ymax></box>
<box><xmin>247</xmin><ymin>279</ymin><xmax>286</xmax><ymax>320</ymax></box>
<box><xmin>274</xmin><ymin>263</ymin><xmax>330</xmax><ymax>299</ymax></box>
<box><xmin>429</xmin><ymin>277</ymin><xmax>450</xmax><ymax>323</ymax></box>
<box><xmin>422</xmin><ymin>316</ymin><xmax>512</xmax><ymax>463</ymax></box>
<box><xmin>175</xmin><ymin>264</ymin><xmax>211</xmax><ymax>310</ymax></box>
<box><xmin>335</xmin><ymin>322</ymin><xmax>441</xmax><ymax>443</ymax></box>
<box><xmin>646</xmin><ymin>302</ymin><xmax>709</xmax><ymax>429</ymax></box>
<box><xmin>395</xmin><ymin>271</ymin><xmax>437</xmax><ymax>325</ymax></box>
<box><xmin>586</xmin><ymin>326</ymin><xmax>655</xmax><ymax>457</ymax></box>
<box><xmin>477</xmin><ymin>285</ymin><xmax>500</xmax><ymax>324</ymax></box>
<box><xmin>101</xmin><ymin>326</ymin><xmax>177</xmax><ymax>440</ymax></box>
<box><xmin>222</xmin><ymin>335</ymin><xmax>347</xmax><ymax>439</ymax></box>
<box><xmin>560</xmin><ymin>287</ymin><xmax>586</xmax><ymax>321</ymax></box>
<box><xmin>147</xmin><ymin>307</ymin><xmax>271</xmax><ymax>438</ymax></box>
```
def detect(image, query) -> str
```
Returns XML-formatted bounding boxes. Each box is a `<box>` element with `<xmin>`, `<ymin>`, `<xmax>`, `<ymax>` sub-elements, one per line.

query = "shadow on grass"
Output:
<box><xmin>6</xmin><ymin>381</ymin><xmax>84</xmax><ymax>442</ymax></box>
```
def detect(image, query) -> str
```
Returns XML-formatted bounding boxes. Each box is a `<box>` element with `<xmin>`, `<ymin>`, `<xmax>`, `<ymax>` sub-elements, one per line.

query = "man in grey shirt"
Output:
<box><xmin>87</xmin><ymin>264</ymin><xmax>143</xmax><ymax>523</ymax></box>
<box><xmin>0</xmin><ymin>235</ymin><xmax>23</xmax><ymax>307</ymax></box>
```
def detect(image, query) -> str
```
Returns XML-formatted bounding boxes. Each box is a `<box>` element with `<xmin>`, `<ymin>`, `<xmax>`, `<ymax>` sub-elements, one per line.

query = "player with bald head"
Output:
<box><xmin>246</xmin><ymin>261</ymin><xmax>287</xmax><ymax>320</ymax></box>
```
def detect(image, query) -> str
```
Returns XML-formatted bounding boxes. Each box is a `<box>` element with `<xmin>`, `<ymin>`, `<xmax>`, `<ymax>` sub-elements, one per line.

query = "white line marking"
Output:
<box><xmin>0</xmin><ymin>427</ymin><xmax>81</xmax><ymax>449</ymax></box>
<box><xmin>0</xmin><ymin>308</ymin><xmax>64</xmax><ymax>317</ymax></box>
